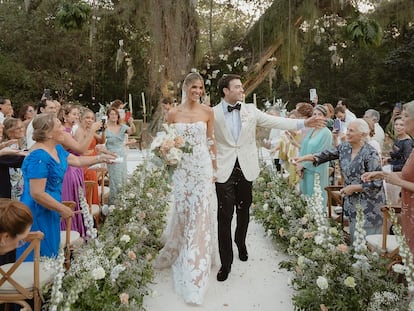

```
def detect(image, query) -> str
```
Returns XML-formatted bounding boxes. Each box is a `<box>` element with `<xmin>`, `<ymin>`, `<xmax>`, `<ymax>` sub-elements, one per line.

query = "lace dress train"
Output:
<box><xmin>155</xmin><ymin>121</ymin><xmax>217</xmax><ymax>305</ymax></box>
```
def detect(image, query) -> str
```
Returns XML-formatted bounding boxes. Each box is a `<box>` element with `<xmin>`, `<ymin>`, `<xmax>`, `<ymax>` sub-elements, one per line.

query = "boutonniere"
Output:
<box><xmin>240</xmin><ymin>108</ymin><xmax>249</xmax><ymax>124</ymax></box>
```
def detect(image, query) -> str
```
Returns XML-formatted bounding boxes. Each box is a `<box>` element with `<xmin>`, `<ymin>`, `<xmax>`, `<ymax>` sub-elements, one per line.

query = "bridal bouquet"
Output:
<box><xmin>151</xmin><ymin>124</ymin><xmax>192</xmax><ymax>168</ymax></box>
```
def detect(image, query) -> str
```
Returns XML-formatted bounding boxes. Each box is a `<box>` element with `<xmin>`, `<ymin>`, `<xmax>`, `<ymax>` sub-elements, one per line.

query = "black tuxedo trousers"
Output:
<box><xmin>215</xmin><ymin>160</ymin><xmax>252</xmax><ymax>268</ymax></box>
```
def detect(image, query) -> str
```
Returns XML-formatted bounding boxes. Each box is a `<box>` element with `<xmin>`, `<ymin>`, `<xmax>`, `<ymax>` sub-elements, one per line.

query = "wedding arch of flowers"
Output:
<box><xmin>252</xmin><ymin>166</ymin><xmax>414</xmax><ymax>310</ymax></box>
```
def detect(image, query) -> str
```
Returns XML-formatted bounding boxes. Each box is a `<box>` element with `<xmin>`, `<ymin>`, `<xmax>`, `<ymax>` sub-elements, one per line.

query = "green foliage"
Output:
<box><xmin>56</xmin><ymin>1</ymin><xmax>91</xmax><ymax>31</ymax></box>
<box><xmin>346</xmin><ymin>14</ymin><xmax>383</xmax><ymax>47</ymax></box>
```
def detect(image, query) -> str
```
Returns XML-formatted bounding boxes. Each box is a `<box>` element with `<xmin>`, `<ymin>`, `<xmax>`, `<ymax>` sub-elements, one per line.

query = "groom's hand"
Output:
<box><xmin>304</xmin><ymin>115</ymin><xmax>327</xmax><ymax>128</ymax></box>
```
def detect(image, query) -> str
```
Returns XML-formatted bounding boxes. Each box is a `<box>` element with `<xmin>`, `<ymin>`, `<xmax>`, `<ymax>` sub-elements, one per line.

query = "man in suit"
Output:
<box><xmin>213</xmin><ymin>74</ymin><xmax>326</xmax><ymax>281</ymax></box>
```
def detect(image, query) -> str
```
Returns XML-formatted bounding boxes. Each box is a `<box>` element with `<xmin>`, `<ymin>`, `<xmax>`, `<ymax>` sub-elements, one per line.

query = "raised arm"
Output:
<box><xmin>63</xmin><ymin>121</ymin><xmax>102</xmax><ymax>153</ymax></box>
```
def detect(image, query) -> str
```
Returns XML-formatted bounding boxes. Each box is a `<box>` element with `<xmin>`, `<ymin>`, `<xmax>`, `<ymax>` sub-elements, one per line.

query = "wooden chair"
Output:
<box><xmin>366</xmin><ymin>205</ymin><xmax>402</xmax><ymax>263</ymax></box>
<box><xmin>325</xmin><ymin>185</ymin><xmax>347</xmax><ymax>225</ymax></box>
<box><xmin>60</xmin><ymin>201</ymin><xmax>81</xmax><ymax>270</ymax></box>
<box><xmin>128</xmin><ymin>119</ymin><xmax>143</xmax><ymax>150</ymax></box>
<box><xmin>95</xmin><ymin>167</ymin><xmax>109</xmax><ymax>205</ymax></box>
<box><xmin>84</xmin><ymin>181</ymin><xmax>101</xmax><ymax>228</ymax></box>
<box><xmin>0</xmin><ymin>232</ymin><xmax>54</xmax><ymax>311</ymax></box>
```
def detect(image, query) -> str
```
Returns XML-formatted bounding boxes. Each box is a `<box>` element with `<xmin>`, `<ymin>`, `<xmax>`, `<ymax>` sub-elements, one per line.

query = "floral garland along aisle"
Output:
<box><xmin>252</xmin><ymin>166</ymin><xmax>414</xmax><ymax>310</ymax></box>
<box><xmin>46</xmin><ymin>163</ymin><xmax>171</xmax><ymax>311</ymax></box>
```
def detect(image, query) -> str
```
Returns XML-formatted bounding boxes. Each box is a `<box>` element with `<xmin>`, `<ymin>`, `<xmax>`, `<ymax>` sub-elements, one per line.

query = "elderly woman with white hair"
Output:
<box><xmin>295</xmin><ymin>118</ymin><xmax>385</xmax><ymax>241</ymax></box>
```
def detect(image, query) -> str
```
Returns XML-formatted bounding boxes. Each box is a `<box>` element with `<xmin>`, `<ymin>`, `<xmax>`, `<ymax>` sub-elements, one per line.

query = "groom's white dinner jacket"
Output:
<box><xmin>213</xmin><ymin>101</ymin><xmax>301</xmax><ymax>183</ymax></box>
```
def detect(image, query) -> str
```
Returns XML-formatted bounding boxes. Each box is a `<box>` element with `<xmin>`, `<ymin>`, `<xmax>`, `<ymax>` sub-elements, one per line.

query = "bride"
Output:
<box><xmin>154</xmin><ymin>72</ymin><xmax>218</xmax><ymax>305</ymax></box>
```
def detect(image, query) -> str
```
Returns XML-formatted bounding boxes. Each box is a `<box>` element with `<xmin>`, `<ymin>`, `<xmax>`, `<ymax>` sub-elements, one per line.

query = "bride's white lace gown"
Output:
<box><xmin>155</xmin><ymin>121</ymin><xmax>217</xmax><ymax>305</ymax></box>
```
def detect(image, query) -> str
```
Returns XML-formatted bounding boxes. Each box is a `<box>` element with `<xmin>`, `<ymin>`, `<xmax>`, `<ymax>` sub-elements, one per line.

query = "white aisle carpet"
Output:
<box><xmin>143</xmin><ymin>221</ymin><xmax>294</xmax><ymax>311</ymax></box>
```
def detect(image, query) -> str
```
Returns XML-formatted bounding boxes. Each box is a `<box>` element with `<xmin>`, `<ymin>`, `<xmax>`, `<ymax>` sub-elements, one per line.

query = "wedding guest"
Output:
<box><xmin>2</xmin><ymin>118</ymin><xmax>27</xmax><ymax>200</ymax></box>
<box><xmin>213</xmin><ymin>73</ymin><xmax>326</xmax><ymax>281</ymax></box>
<box><xmin>0</xmin><ymin>199</ymin><xmax>32</xmax><ymax>266</ymax></box>
<box><xmin>363</xmin><ymin>117</ymin><xmax>382</xmax><ymax>157</ymax></box>
<box><xmin>59</xmin><ymin>104</ymin><xmax>88</xmax><ymax>236</ymax></box>
<box><xmin>295</xmin><ymin>119</ymin><xmax>385</xmax><ymax>241</ymax></box>
<box><xmin>0</xmin><ymin>98</ymin><xmax>13</xmax><ymax>124</ymax></box>
<box><xmin>16</xmin><ymin>113</ymin><xmax>115</xmax><ymax>260</ymax></box>
<box><xmin>154</xmin><ymin>72</ymin><xmax>217</xmax><ymax>305</ymax></box>
<box><xmin>385</xmin><ymin>102</ymin><xmax>402</xmax><ymax>140</ymax></box>
<box><xmin>18</xmin><ymin>103</ymin><xmax>36</xmax><ymax>129</ymax></box>
<box><xmin>105</xmin><ymin>107</ymin><xmax>135</xmax><ymax>204</ymax></box>
<box><xmin>263</xmin><ymin>107</ymin><xmax>282</xmax><ymax>171</ymax></box>
<box><xmin>296</xmin><ymin>105</ymin><xmax>333</xmax><ymax>208</ymax></box>
<box><xmin>26</xmin><ymin>99</ymin><xmax>58</xmax><ymax>149</ymax></box>
<box><xmin>323</xmin><ymin>103</ymin><xmax>335</xmax><ymax>131</ymax></box>
<box><xmin>362</xmin><ymin>100</ymin><xmax>414</xmax><ymax>255</ymax></box>
<box><xmin>364</xmin><ymin>109</ymin><xmax>385</xmax><ymax>150</ymax></box>
<box><xmin>75</xmin><ymin>108</ymin><xmax>107</xmax><ymax>205</ymax></box>
<box><xmin>383</xmin><ymin>115</ymin><xmax>413</xmax><ymax>172</ymax></box>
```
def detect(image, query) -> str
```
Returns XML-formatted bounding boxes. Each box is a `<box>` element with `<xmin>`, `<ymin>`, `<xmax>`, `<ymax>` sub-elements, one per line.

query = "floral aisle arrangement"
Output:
<box><xmin>47</xmin><ymin>164</ymin><xmax>171</xmax><ymax>310</ymax></box>
<box><xmin>252</xmin><ymin>166</ymin><xmax>409</xmax><ymax>310</ymax></box>
<box><xmin>150</xmin><ymin>123</ymin><xmax>192</xmax><ymax>169</ymax></box>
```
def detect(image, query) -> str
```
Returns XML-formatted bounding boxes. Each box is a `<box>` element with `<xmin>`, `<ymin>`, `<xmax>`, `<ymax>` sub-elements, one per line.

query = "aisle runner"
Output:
<box><xmin>143</xmin><ymin>221</ymin><xmax>294</xmax><ymax>311</ymax></box>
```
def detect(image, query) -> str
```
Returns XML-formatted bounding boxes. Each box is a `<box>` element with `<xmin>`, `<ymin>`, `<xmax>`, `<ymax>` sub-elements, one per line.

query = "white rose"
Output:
<box><xmin>150</xmin><ymin>135</ymin><xmax>165</xmax><ymax>150</ymax></box>
<box><xmin>120</xmin><ymin>234</ymin><xmax>131</xmax><ymax>243</ymax></box>
<box><xmin>316</xmin><ymin>276</ymin><xmax>328</xmax><ymax>290</ymax></box>
<box><xmin>314</xmin><ymin>235</ymin><xmax>324</xmax><ymax>245</ymax></box>
<box><xmin>91</xmin><ymin>266</ymin><xmax>106</xmax><ymax>280</ymax></box>
<box><xmin>166</xmin><ymin>148</ymin><xmax>183</xmax><ymax>165</ymax></box>
<box><xmin>284</xmin><ymin>205</ymin><xmax>292</xmax><ymax>213</ymax></box>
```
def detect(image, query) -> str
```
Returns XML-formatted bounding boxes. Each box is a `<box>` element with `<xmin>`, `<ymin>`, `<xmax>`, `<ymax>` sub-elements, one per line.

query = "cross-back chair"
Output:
<box><xmin>366</xmin><ymin>205</ymin><xmax>402</xmax><ymax>265</ymax></box>
<box><xmin>60</xmin><ymin>201</ymin><xmax>81</xmax><ymax>270</ymax></box>
<box><xmin>84</xmin><ymin>180</ymin><xmax>101</xmax><ymax>228</ymax></box>
<box><xmin>0</xmin><ymin>232</ymin><xmax>54</xmax><ymax>311</ymax></box>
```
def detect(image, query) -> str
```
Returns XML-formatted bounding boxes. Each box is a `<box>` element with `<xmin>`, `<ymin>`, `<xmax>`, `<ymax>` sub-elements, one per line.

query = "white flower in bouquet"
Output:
<box><xmin>165</xmin><ymin>147</ymin><xmax>183</xmax><ymax>166</ymax></box>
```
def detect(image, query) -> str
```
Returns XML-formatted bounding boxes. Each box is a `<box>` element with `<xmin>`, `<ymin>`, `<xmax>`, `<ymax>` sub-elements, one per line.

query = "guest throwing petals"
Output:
<box><xmin>16</xmin><ymin>113</ymin><xmax>115</xmax><ymax>260</ymax></box>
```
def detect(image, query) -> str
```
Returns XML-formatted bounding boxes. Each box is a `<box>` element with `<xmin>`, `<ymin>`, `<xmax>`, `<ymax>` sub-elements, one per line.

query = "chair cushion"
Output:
<box><xmin>91</xmin><ymin>204</ymin><xmax>100</xmax><ymax>215</ymax></box>
<box><xmin>59</xmin><ymin>230</ymin><xmax>81</xmax><ymax>248</ymax></box>
<box><xmin>0</xmin><ymin>262</ymin><xmax>55</xmax><ymax>293</ymax></box>
<box><xmin>366</xmin><ymin>234</ymin><xmax>399</xmax><ymax>253</ymax></box>
<box><xmin>98</xmin><ymin>186</ymin><xmax>110</xmax><ymax>197</ymax></box>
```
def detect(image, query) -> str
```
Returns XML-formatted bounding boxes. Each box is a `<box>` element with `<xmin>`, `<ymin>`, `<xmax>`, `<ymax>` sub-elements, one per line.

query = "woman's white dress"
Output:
<box><xmin>155</xmin><ymin>121</ymin><xmax>217</xmax><ymax>305</ymax></box>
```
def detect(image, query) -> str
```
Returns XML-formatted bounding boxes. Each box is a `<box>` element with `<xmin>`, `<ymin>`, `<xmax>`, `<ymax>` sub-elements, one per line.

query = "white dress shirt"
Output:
<box><xmin>222</xmin><ymin>101</ymin><xmax>242</xmax><ymax>142</ymax></box>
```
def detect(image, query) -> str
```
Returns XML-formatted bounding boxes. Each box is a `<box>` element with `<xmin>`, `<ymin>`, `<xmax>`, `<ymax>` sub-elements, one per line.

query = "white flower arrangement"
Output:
<box><xmin>46</xmin><ymin>164</ymin><xmax>171</xmax><ymax>310</ymax></box>
<box><xmin>252</xmin><ymin>166</ymin><xmax>409</xmax><ymax>310</ymax></box>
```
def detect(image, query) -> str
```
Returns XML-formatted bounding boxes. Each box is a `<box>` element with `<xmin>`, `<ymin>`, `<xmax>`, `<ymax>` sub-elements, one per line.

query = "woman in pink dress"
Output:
<box><xmin>362</xmin><ymin>100</ymin><xmax>414</xmax><ymax>254</ymax></box>
<box><xmin>59</xmin><ymin>104</ymin><xmax>101</xmax><ymax>236</ymax></box>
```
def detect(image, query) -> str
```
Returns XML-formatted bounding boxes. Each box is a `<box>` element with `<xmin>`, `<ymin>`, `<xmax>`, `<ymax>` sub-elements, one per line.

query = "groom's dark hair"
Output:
<box><xmin>218</xmin><ymin>74</ymin><xmax>241</xmax><ymax>98</ymax></box>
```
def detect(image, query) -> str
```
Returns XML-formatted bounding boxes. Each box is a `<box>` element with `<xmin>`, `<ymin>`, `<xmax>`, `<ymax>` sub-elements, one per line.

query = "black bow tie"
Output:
<box><xmin>228</xmin><ymin>103</ymin><xmax>241</xmax><ymax>112</ymax></box>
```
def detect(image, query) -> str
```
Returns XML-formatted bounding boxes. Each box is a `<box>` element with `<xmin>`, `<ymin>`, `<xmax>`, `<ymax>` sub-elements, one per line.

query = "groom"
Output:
<box><xmin>213</xmin><ymin>74</ymin><xmax>326</xmax><ymax>281</ymax></box>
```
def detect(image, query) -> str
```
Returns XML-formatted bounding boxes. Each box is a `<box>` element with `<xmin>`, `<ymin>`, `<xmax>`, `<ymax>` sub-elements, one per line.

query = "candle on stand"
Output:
<box><xmin>128</xmin><ymin>93</ymin><xmax>133</xmax><ymax>115</ymax></box>
<box><xmin>141</xmin><ymin>92</ymin><xmax>146</xmax><ymax>123</ymax></box>
<box><xmin>253</xmin><ymin>93</ymin><xmax>257</xmax><ymax>106</ymax></box>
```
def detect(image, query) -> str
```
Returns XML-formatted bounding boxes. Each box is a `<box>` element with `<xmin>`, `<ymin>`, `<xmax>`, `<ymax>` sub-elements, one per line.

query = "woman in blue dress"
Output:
<box><xmin>16</xmin><ymin>114</ymin><xmax>114</xmax><ymax>260</ymax></box>
<box><xmin>105</xmin><ymin>107</ymin><xmax>135</xmax><ymax>204</ymax></box>
<box><xmin>295</xmin><ymin>119</ymin><xmax>385</xmax><ymax>241</ymax></box>
<box><xmin>296</xmin><ymin>105</ymin><xmax>333</xmax><ymax>209</ymax></box>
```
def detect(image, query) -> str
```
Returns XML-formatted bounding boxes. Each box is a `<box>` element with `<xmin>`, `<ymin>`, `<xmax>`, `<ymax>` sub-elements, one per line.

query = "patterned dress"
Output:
<box><xmin>314</xmin><ymin>142</ymin><xmax>385</xmax><ymax>239</ymax></box>
<box><xmin>154</xmin><ymin>121</ymin><xmax>216</xmax><ymax>305</ymax></box>
<box><xmin>105</xmin><ymin>124</ymin><xmax>128</xmax><ymax>204</ymax></box>
<box><xmin>400</xmin><ymin>150</ymin><xmax>414</xmax><ymax>254</ymax></box>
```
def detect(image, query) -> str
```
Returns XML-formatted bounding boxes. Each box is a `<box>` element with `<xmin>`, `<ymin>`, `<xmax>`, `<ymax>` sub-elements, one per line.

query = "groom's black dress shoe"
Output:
<box><xmin>238</xmin><ymin>245</ymin><xmax>248</xmax><ymax>261</ymax></box>
<box><xmin>217</xmin><ymin>266</ymin><xmax>231</xmax><ymax>282</ymax></box>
